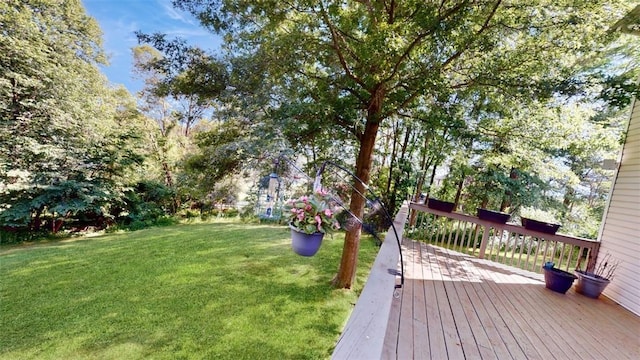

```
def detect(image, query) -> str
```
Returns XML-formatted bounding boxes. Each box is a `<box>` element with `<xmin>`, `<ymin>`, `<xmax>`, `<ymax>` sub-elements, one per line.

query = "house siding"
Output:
<box><xmin>598</xmin><ymin>96</ymin><xmax>640</xmax><ymax>316</ymax></box>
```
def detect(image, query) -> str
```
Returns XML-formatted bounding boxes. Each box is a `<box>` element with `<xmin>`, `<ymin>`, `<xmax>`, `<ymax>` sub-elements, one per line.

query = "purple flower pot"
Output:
<box><xmin>544</xmin><ymin>267</ymin><xmax>577</xmax><ymax>294</ymax></box>
<box><xmin>290</xmin><ymin>225</ymin><xmax>324</xmax><ymax>257</ymax></box>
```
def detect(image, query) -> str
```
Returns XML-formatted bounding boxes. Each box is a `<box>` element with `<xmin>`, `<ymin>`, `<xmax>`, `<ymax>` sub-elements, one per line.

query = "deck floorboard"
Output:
<box><xmin>382</xmin><ymin>241</ymin><xmax>640</xmax><ymax>359</ymax></box>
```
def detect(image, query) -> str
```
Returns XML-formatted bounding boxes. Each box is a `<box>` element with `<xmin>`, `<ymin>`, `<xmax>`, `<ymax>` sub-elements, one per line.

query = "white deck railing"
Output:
<box><xmin>407</xmin><ymin>202</ymin><xmax>600</xmax><ymax>273</ymax></box>
<box><xmin>331</xmin><ymin>203</ymin><xmax>408</xmax><ymax>360</ymax></box>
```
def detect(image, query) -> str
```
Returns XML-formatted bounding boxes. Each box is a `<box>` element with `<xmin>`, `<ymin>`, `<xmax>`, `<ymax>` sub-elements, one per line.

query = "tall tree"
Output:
<box><xmin>0</xmin><ymin>0</ymin><xmax>144</xmax><ymax>230</ymax></box>
<box><xmin>134</xmin><ymin>33</ymin><xmax>228</xmax><ymax>137</ymax></box>
<box><xmin>132</xmin><ymin>44</ymin><xmax>182</xmax><ymax>192</ymax></box>
<box><xmin>174</xmin><ymin>0</ymin><xmax>632</xmax><ymax>288</ymax></box>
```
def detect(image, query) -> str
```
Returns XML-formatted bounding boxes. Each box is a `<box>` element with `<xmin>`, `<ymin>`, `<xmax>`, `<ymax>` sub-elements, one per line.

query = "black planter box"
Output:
<box><xmin>521</xmin><ymin>218</ymin><xmax>561</xmax><ymax>235</ymax></box>
<box><xmin>477</xmin><ymin>208</ymin><xmax>510</xmax><ymax>224</ymax></box>
<box><xmin>427</xmin><ymin>198</ymin><xmax>455</xmax><ymax>212</ymax></box>
<box><xmin>544</xmin><ymin>267</ymin><xmax>577</xmax><ymax>294</ymax></box>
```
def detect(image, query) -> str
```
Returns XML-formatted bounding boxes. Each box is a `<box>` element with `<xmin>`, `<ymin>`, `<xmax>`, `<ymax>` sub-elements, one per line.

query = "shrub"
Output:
<box><xmin>223</xmin><ymin>208</ymin><xmax>239</xmax><ymax>218</ymax></box>
<box><xmin>115</xmin><ymin>181</ymin><xmax>175</xmax><ymax>230</ymax></box>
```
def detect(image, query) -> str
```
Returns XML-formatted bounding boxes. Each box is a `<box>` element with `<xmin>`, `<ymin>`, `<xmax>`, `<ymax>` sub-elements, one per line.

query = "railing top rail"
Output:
<box><xmin>409</xmin><ymin>202</ymin><xmax>599</xmax><ymax>248</ymax></box>
<box><xmin>331</xmin><ymin>203</ymin><xmax>409</xmax><ymax>359</ymax></box>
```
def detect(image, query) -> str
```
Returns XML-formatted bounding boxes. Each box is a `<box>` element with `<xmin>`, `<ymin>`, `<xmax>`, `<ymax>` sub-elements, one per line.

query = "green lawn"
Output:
<box><xmin>0</xmin><ymin>221</ymin><xmax>379</xmax><ymax>359</ymax></box>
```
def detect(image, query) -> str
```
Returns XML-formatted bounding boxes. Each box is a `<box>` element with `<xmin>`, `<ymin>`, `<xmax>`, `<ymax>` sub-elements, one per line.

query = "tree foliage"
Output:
<box><xmin>172</xmin><ymin>0</ymin><xmax>634</xmax><ymax>287</ymax></box>
<box><xmin>0</xmin><ymin>0</ymin><xmax>147</xmax><ymax>236</ymax></box>
<box><xmin>134</xmin><ymin>33</ymin><xmax>229</xmax><ymax>136</ymax></box>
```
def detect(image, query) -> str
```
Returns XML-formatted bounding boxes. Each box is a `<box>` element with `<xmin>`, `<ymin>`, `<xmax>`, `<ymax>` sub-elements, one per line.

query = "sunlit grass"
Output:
<box><xmin>0</xmin><ymin>220</ymin><xmax>379</xmax><ymax>359</ymax></box>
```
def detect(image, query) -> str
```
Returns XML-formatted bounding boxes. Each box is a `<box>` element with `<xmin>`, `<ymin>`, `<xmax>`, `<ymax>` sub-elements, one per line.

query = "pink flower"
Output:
<box><xmin>285</xmin><ymin>191</ymin><xmax>338</xmax><ymax>234</ymax></box>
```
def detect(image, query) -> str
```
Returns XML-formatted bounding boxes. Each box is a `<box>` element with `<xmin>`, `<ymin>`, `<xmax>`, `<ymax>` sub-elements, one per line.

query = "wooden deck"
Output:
<box><xmin>381</xmin><ymin>240</ymin><xmax>640</xmax><ymax>360</ymax></box>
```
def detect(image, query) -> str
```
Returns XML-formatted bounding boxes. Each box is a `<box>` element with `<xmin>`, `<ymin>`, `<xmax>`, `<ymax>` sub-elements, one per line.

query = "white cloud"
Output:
<box><xmin>164</xmin><ymin>28</ymin><xmax>209</xmax><ymax>37</ymax></box>
<box><xmin>158</xmin><ymin>0</ymin><xmax>195</xmax><ymax>25</ymax></box>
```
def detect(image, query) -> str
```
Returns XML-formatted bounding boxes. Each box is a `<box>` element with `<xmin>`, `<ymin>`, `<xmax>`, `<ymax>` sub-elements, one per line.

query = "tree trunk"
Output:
<box><xmin>453</xmin><ymin>172</ymin><xmax>465</xmax><ymax>208</ymax></box>
<box><xmin>385</xmin><ymin>120</ymin><xmax>399</xmax><ymax>195</ymax></box>
<box><xmin>428</xmin><ymin>162</ymin><xmax>438</xmax><ymax>193</ymax></box>
<box><xmin>389</xmin><ymin>125</ymin><xmax>412</xmax><ymax>213</ymax></box>
<box><xmin>409</xmin><ymin>135</ymin><xmax>431</xmax><ymax>226</ymax></box>
<box><xmin>162</xmin><ymin>161</ymin><xmax>174</xmax><ymax>188</ymax></box>
<box><xmin>332</xmin><ymin>113</ymin><xmax>381</xmax><ymax>289</ymax></box>
<box><xmin>500</xmin><ymin>167</ymin><xmax>518</xmax><ymax>212</ymax></box>
<box><xmin>31</xmin><ymin>208</ymin><xmax>43</xmax><ymax>231</ymax></box>
<box><xmin>52</xmin><ymin>219</ymin><xmax>64</xmax><ymax>233</ymax></box>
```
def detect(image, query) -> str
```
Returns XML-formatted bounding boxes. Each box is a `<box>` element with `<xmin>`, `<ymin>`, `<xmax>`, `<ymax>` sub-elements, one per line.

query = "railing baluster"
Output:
<box><xmin>508</xmin><ymin>231</ymin><xmax>517</xmax><ymax>266</ymax></box>
<box><xmin>493</xmin><ymin>227</ymin><xmax>501</xmax><ymax>261</ymax></box>
<box><xmin>532</xmin><ymin>238</ymin><xmax>543</xmax><ymax>271</ymax></box>
<box><xmin>517</xmin><ymin>234</ymin><xmax>526</xmax><ymax>268</ymax></box>
<box><xmin>438</xmin><ymin>217</ymin><xmax>445</xmax><ymax>247</ymax></box>
<box><xmin>567</xmin><ymin>245</ymin><xmax>576</xmax><ymax>270</ymax></box>
<box><xmin>445</xmin><ymin>218</ymin><xmax>454</xmax><ymax>249</ymax></box>
<box><xmin>478</xmin><ymin>224</ymin><xmax>489</xmax><ymax>259</ymax></box>
<box><xmin>487</xmin><ymin>226</ymin><xmax>497</xmax><ymax>261</ymax></box>
<box><xmin>453</xmin><ymin>220</ymin><xmax>461</xmax><ymax>251</ymax></box>
<box><xmin>524</xmin><ymin>236</ymin><xmax>534</xmax><ymax>270</ymax></box>
<box><xmin>471</xmin><ymin>223</ymin><xmax>480</xmax><ymax>256</ymax></box>
<box><xmin>558</xmin><ymin>243</ymin><xmax>567</xmax><ymax>270</ymax></box>
<box><xmin>461</xmin><ymin>222</ymin><xmax>468</xmax><ymax>254</ymax></box>
<box><xmin>500</xmin><ymin>228</ymin><xmax>509</xmax><ymax>264</ymax></box>
<box><xmin>496</xmin><ymin>228</ymin><xmax>502</xmax><ymax>263</ymax></box>
<box><xmin>541</xmin><ymin>239</ymin><xmax>551</xmax><ymax>270</ymax></box>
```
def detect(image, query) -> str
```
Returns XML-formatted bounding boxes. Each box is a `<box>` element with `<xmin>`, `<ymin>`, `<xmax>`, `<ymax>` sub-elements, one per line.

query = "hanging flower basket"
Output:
<box><xmin>284</xmin><ymin>190</ymin><xmax>339</xmax><ymax>257</ymax></box>
<box><xmin>290</xmin><ymin>224</ymin><xmax>324</xmax><ymax>257</ymax></box>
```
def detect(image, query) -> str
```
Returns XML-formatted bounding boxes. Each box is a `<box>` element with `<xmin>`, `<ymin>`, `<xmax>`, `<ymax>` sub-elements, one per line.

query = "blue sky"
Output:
<box><xmin>82</xmin><ymin>0</ymin><xmax>222</xmax><ymax>94</ymax></box>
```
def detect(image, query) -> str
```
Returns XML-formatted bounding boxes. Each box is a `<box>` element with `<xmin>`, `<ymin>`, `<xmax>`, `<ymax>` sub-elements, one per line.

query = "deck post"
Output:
<box><xmin>586</xmin><ymin>242</ymin><xmax>601</xmax><ymax>272</ymax></box>
<box><xmin>477</xmin><ymin>224</ymin><xmax>489</xmax><ymax>259</ymax></box>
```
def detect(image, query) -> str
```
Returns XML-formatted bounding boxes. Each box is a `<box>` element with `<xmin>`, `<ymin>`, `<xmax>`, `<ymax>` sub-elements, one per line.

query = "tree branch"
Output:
<box><xmin>317</xmin><ymin>4</ymin><xmax>367</xmax><ymax>90</ymax></box>
<box><xmin>441</xmin><ymin>0</ymin><xmax>502</xmax><ymax>70</ymax></box>
<box><xmin>382</xmin><ymin>0</ymin><xmax>471</xmax><ymax>85</ymax></box>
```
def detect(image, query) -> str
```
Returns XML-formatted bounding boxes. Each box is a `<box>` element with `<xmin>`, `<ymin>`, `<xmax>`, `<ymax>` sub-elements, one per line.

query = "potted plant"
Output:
<box><xmin>519</xmin><ymin>207</ymin><xmax>561</xmax><ymax>235</ymax></box>
<box><xmin>575</xmin><ymin>253</ymin><xmax>619</xmax><ymax>299</ymax></box>
<box><xmin>427</xmin><ymin>198</ymin><xmax>456</xmax><ymax>212</ymax></box>
<box><xmin>542</xmin><ymin>262</ymin><xmax>577</xmax><ymax>294</ymax></box>
<box><xmin>476</xmin><ymin>208</ymin><xmax>511</xmax><ymax>224</ymax></box>
<box><xmin>285</xmin><ymin>190</ymin><xmax>339</xmax><ymax>256</ymax></box>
